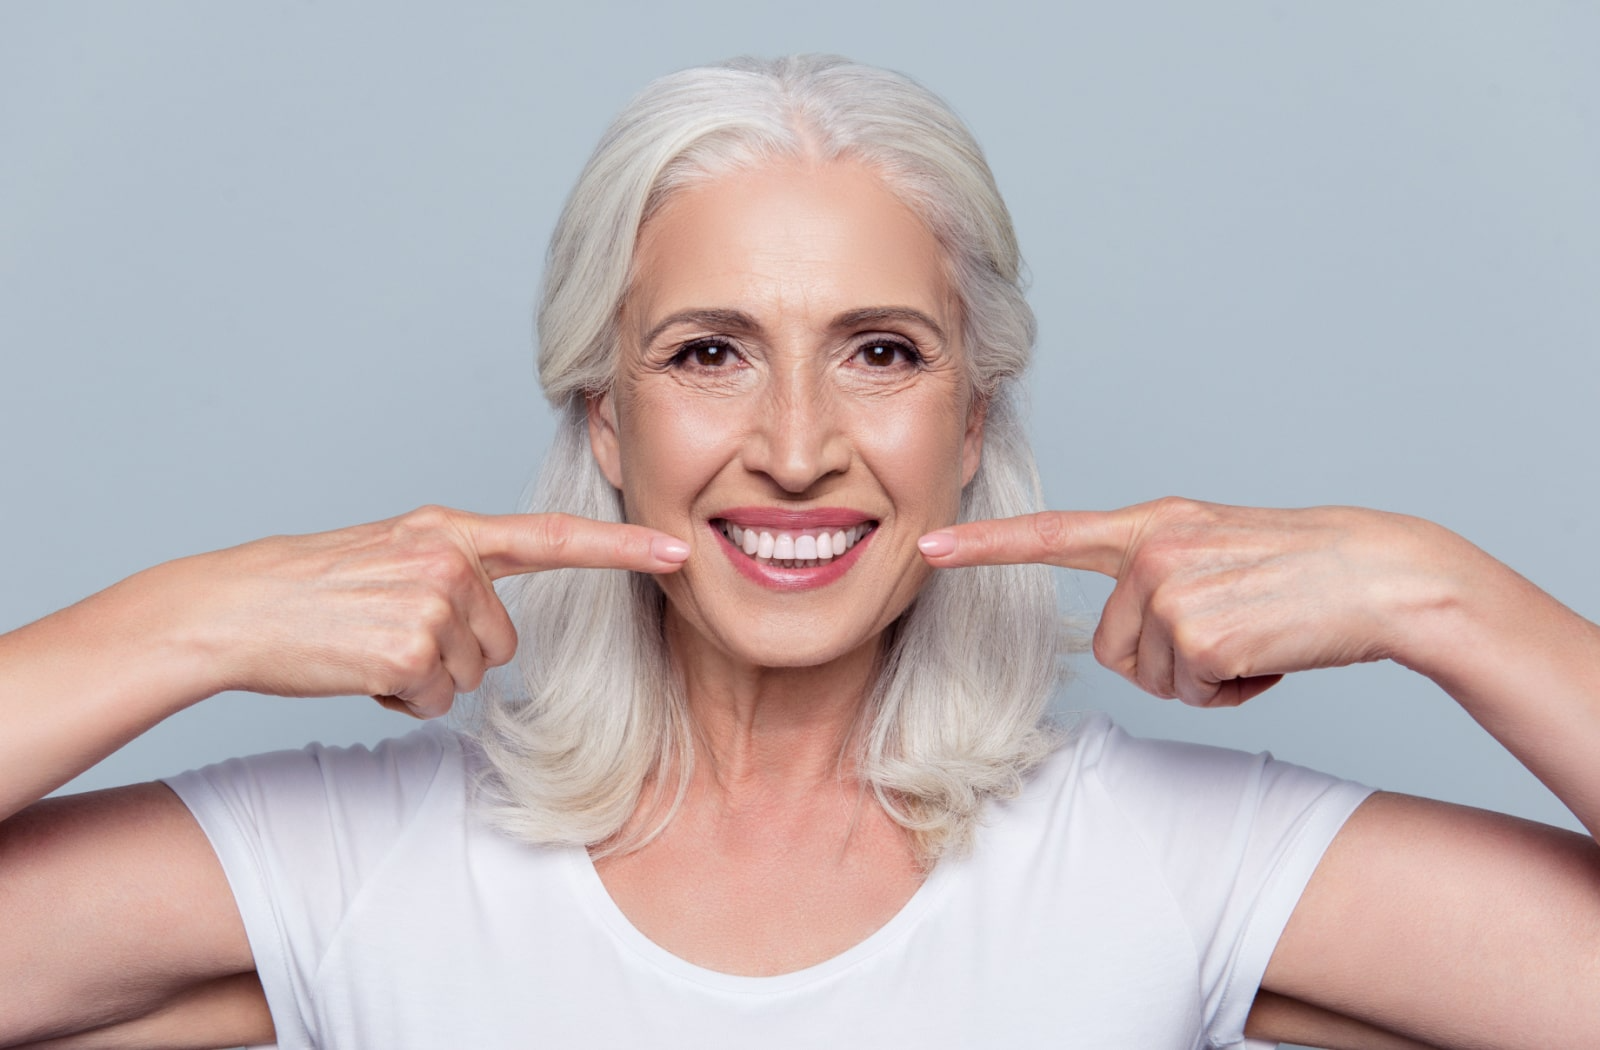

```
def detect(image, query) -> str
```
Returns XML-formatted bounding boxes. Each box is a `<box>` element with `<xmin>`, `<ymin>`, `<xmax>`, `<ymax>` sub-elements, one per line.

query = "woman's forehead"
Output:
<box><xmin>625</xmin><ymin>160</ymin><xmax>956</xmax><ymax>340</ymax></box>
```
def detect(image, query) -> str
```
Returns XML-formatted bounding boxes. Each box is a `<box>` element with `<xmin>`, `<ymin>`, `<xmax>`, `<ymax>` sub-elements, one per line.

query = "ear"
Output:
<box><xmin>587</xmin><ymin>391</ymin><xmax>624</xmax><ymax>489</ymax></box>
<box><xmin>960</xmin><ymin>393</ymin><xmax>987</xmax><ymax>486</ymax></box>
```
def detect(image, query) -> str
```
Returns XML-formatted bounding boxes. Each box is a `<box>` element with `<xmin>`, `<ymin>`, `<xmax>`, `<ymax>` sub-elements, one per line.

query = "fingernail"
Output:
<box><xmin>918</xmin><ymin>531</ymin><xmax>956</xmax><ymax>557</ymax></box>
<box><xmin>652</xmin><ymin>536</ymin><xmax>690</xmax><ymax>562</ymax></box>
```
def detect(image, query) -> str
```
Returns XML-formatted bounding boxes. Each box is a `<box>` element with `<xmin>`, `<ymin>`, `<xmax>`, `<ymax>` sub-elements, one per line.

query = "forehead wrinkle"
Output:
<box><xmin>625</xmin><ymin>159</ymin><xmax>958</xmax><ymax>359</ymax></box>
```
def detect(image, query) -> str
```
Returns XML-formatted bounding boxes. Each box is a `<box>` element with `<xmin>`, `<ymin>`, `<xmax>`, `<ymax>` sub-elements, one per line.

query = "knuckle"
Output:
<box><xmin>387</xmin><ymin>632</ymin><xmax>439</xmax><ymax>681</ymax></box>
<box><xmin>1108</xmin><ymin>659</ymin><xmax>1139</xmax><ymax>686</ymax></box>
<box><xmin>1150</xmin><ymin>495</ymin><xmax>1201</xmax><ymax>523</ymax></box>
<box><xmin>401</xmin><ymin>504</ymin><xmax>452</xmax><ymax>533</ymax></box>
<box><xmin>1201</xmin><ymin>644</ymin><xmax>1245</xmax><ymax>685</ymax></box>
<box><xmin>372</xmin><ymin>694</ymin><xmax>412</xmax><ymax>717</ymax></box>
<box><xmin>1216</xmin><ymin>655</ymin><xmax>1251</xmax><ymax>684</ymax></box>
<box><xmin>1206</xmin><ymin>682</ymin><xmax>1246</xmax><ymax>708</ymax></box>
<box><xmin>408</xmin><ymin>695</ymin><xmax>446</xmax><ymax>720</ymax></box>
<box><xmin>1090</xmin><ymin>626</ymin><xmax>1125</xmax><ymax>672</ymax></box>
<box><xmin>1030</xmin><ymin>512</ymin><xmax>1070</xmax><ymax>554</ymax></box>
<box><xmin>417</xmin><ymin>549</ymin><xmax>473</xmax><ymax>591</ymax></box>
<box><xmin>482</xmin><ymin>619</ymin><xmax>519</xmax><ymax>667</ymax></box>
<box><xmin>414</xmin><ymin>590</ymin><xmax>456</xmax><ymax>630</ymax></box>
<box><xmin>455</xmin><ymin>663</ymin><xmax>486</xmax><ymax>694</ymax></box>
<box><xmin>538</xmin><ymin>513</ymin><xmax>576</xmax><ymax>557</ymax></box>
<box><xmin>1173</xmin><ymin>620</ymin><xmax>1226</xmax><ymax>673</ymax></box>
<box><xmin>1169</xmin><ymin>618</ymin><xmax>1204</xmax><ymax>658</ymax></box>
<box><xmin>1131</xmin><ymin>660</ymin><xmax>1158</xmax><ymax>694</ymax></box>
<box><xmin>1175</xmin><ymin>677</ymin><xmax>1218</xmax><ymax>707</ymax></box>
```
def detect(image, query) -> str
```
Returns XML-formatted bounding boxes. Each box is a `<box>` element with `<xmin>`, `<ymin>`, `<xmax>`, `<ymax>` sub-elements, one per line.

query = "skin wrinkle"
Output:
<box><xmin>641</xmin><ymin>306</ymin><xmax>950</xmax><ymax>355</ymax></box>
<box><xmin>582</xmin><ymin>157</ymin><xmax>979</xmax><ymax>974</ymax></box>
<box><xmin>590</xmin><ymin>158</ymin><xmax>980</xmax><ymax>782</ymax></box>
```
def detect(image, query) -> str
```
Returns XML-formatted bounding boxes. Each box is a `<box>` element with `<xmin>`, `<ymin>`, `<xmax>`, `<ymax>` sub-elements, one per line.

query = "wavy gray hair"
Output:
<box><xmin>469</xmin><ymin>55</ymin><xmax>1065</xmax><ymax>863</ymax></box>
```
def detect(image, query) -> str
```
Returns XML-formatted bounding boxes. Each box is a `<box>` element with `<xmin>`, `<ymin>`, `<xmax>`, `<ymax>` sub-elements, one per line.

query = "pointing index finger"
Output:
<box><xmin>466</xmin><ymin>513</ymin><xmax>691</xmax><ymax>580</ymax></box>
<box><xmin>917</xmin><ymin>510</ymin><xmax>1136</xmax><ymax>578</ymax></box>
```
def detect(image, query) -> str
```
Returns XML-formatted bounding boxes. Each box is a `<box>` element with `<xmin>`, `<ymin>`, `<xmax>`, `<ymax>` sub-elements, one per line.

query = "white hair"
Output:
<box><xmin>467</xmin><ymin>55</ymin><xmax>1066</xmax><ymax>864</ymax></box>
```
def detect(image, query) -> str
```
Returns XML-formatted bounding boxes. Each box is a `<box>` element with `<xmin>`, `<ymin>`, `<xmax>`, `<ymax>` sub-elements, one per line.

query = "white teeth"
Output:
<box><xmin>718</xmin><ymin>520</ymin><xmax>874</xmax><ymax>568</ymax></box>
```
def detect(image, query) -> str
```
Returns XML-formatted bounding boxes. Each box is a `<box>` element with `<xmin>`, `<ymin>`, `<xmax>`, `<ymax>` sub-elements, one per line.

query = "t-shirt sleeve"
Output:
<box><xmin>1086</xmin><ymin>721</ymin><xmax>1375</xmax><ymax>1050</ymax></box>
<box><xmin>161</xmin><ymin>724</ymin><xmax>460</xmax><ymax>1050</ymax></box>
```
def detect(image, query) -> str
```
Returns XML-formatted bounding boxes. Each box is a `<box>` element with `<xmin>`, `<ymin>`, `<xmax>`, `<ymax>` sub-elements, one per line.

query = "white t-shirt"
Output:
<box><xmin>165</xmin><ymin>714</ymin><xmax>1372</xmax><ymax>1050</ymax></box>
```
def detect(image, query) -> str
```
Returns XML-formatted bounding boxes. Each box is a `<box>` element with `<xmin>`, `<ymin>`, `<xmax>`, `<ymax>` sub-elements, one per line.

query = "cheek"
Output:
<box><xmin>616</xmin><ymin>394</ymin><xmax>740</xmax><ymax>526</ymax></box>
<box><xmin>851</xmin><ymin>398</ymin><xmax>970</xmax><ymax>516</ymax></box>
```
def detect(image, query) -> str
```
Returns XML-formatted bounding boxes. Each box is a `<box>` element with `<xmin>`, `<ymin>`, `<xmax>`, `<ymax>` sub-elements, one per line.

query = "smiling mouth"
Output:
<box><xmin>713</xmin><ymin>519</ymin><xmax>877</xmax><ymax>569</ymax></box>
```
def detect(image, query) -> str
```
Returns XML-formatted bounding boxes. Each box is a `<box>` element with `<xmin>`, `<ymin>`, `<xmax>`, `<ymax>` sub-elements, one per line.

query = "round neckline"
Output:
<box><xmin>563</xmin><ymin>843</ymin><xmax>958</xmax><ymax>995</ymax></box>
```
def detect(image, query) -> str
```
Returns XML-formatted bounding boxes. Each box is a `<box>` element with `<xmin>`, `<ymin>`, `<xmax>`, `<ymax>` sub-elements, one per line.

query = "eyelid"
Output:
<box><xmin>848</xmin><ymin>333</ymin><xmax>925</xmax><ymax>366</ymax></box>
<box><xmin>660</xmin><ymin>332</ymin><xmax>927</xmax><ymax>370</ymax></box>
<box><xmin>668</xmin><ymin>335</ymin><xmax>746</xmax><ymax>369</ymax></box>
<box><xmin>853</xmin><ymin>330</ymin><xmax>923</xmax><ymax>350</ymax></box>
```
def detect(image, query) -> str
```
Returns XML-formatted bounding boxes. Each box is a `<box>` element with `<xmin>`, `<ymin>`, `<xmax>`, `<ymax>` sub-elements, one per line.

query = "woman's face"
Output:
<box><xmin>590</xmin><ymin>159</ymin><xmax>983</xmax><ymax>671</ymax></box>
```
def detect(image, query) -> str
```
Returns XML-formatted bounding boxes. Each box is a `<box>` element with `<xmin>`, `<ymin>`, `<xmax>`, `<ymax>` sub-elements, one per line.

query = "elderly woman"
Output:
<box><xmin>2</xmin><ymin>55</ymin><xmax>1597</xmax><ymax>1050</ymax></box>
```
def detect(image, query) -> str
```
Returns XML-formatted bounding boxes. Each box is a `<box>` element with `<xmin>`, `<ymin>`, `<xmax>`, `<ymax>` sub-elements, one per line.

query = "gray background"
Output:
<box><xmin>1</xmin><ymin>4</ymin><xmax>1597</xmax><ymax>1046</ymax></box>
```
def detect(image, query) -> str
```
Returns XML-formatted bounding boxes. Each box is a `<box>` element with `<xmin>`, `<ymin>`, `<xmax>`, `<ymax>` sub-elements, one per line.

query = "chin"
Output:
<box><xmin>715</xmin><ymin>618</ymin><xmax>889</xmax><ymax>670</ymax></box>
<box><xmin>660</xmin><ymin>592</ymin><xmax>900</xmax><ymax>673</ymax></box>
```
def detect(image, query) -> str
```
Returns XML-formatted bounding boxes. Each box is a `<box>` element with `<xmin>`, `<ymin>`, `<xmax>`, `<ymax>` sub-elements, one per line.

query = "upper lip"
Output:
<box><xmin>711</xmin><ymin>506</ymin><xmax>878</xmax><ymax>529</ymax></box>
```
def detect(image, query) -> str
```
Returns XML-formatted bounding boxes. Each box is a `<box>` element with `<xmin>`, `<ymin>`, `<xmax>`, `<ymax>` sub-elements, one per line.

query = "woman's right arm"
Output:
<box><xmin>0</xmin><ymin>507</ymin><xmax>688</xmax><ymax>1045</ymax></box>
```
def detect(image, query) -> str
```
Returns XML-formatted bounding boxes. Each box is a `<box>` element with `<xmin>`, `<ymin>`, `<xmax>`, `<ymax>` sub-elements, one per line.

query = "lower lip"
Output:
<box><xmin>711</xmin><ymin>523</ymin><xmax>876</xmax><ymax>591</ymax></box>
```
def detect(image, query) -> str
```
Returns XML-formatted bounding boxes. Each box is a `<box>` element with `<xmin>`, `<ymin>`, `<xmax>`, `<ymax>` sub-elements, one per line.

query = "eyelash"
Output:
<box><xmin>851</xmin><ymin>337</ymin><xmax>924</xmax><ymax>369</ymax></box>
<box><xmin>668</xmin><ymin>337</ymin><xmax>925</xmax><ymax>371</ymax></box>
<box><xmin>670</xmin><ymin>339</ymin><xmax>743</xmax><ymax>371</ymax></box>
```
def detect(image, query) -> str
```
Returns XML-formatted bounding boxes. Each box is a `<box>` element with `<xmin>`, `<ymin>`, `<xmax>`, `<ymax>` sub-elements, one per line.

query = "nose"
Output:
<box><xmin>741</xmin><ymin>363</ymin><xmax>852</xmax><ymax>494</ymax></box>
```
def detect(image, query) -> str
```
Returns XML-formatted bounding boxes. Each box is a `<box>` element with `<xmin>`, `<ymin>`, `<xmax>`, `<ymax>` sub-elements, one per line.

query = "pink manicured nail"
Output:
<box><xmin>652</xmin><ymin>537</ymin><xmax>690</xmax><ymax>562</ymax></box>
<box><xmin>918</xmin><ymin>531</ymin><xmax>956</xmax><ymax>557</ymax></box>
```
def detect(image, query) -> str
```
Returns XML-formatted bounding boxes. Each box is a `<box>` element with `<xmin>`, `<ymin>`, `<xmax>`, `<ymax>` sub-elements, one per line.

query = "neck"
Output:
<box><xmin>664</xmin><ymin>608</ymin><xmax>885</xmax><ymax>800</ymax></box>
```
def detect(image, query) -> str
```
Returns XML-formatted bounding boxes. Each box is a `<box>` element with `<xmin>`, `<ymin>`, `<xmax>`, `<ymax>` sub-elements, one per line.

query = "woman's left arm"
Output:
<box><xmin>921</xmin><ymin>499</ymin><xmax>1600</xmax><ymax>1047</ymax></box>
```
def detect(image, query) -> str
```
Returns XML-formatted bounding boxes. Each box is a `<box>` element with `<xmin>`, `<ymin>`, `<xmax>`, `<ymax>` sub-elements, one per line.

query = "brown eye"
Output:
<box><xmin>856</xmin><ymin>339</ymin><xmax>920</xmax><ymax>368</ymax></box>
<box><xmin>673</xmin><ymin>340</ymin><xmax>737</xmax><ymax>369</ymax></box>
<box><xmin>694</xmin><ymin>343</ymin><xmax>728</xmax><ymax>367</ymax></box>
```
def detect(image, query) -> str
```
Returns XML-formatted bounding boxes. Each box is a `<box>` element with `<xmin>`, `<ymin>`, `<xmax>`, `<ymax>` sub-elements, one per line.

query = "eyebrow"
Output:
<box><xmin>642</xmin><ymin>306</ymin><xmax>947</xmax><ymax>347</ymax></box>
<box><xmin>643</xmin><ymin>309</ymin><xmax>758</xmax><ymax>347</ymax></box>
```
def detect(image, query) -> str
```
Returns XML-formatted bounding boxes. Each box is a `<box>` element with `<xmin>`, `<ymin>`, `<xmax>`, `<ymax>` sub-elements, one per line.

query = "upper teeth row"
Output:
<box><xmin>721</xmin><ymin>522</ymin><xmax>871</xmax><ymax>562</ymax></box>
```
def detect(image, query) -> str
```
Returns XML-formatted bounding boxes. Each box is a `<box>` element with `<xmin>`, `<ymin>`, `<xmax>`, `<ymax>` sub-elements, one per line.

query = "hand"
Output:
<box><xmin>919</xmin><ymin>498</ymin><xmax>1456</xmax><ymax>707</ymax></box>
<box><xmin>166</xmin><ymin>507</ymin><xmax>689</xmax><ymax>718</ymax></box>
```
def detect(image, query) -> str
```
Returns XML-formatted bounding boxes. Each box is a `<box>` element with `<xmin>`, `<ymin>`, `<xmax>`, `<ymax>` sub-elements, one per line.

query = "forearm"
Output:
<box><xmin>0</xmin><ymin>560</ymin><xmax>219</xmax><ymax>821</ymax></box>
<box><xmin>1393</xmin><ymin>520</ymin><xmax>1600</xmax><ymax>840</ymax></box>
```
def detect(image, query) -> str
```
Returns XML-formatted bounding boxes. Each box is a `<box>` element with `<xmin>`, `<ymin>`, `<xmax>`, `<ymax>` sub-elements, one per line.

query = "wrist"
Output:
<box><xmin>1376</xmin><ymin>516</ymin><xmax>1505</xmax><ymax>682</ymax></box>
<box><xmin>0</xmin><ymin>557</ymin><xmax>230</xmax><ymax>815</ymax></box>
<box><xmin>92</xmin><ymin>556</ymin><xmax>236</xmax><ymax>710</ymax></box>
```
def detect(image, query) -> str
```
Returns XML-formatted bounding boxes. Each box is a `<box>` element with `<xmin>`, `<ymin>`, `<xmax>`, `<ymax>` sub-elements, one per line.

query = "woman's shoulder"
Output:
<box><xmin>992</xmin><ymin>713</ymin><xmax>1373</xmax><ymax>974</ymax></box>
<box><xmin>161</xmin><ymin>721</ymin><xmax>473</xmax><ymax>863</ymax></box>
<box><xmin>166</xmin><ymin>719</ymin><xmax>466</xmax><ymax>792</ymax></box>
<box><xmin>1015</xmin><ymin>711</ymin><xmax>1374</xmax><ymax>854</ymax></box>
